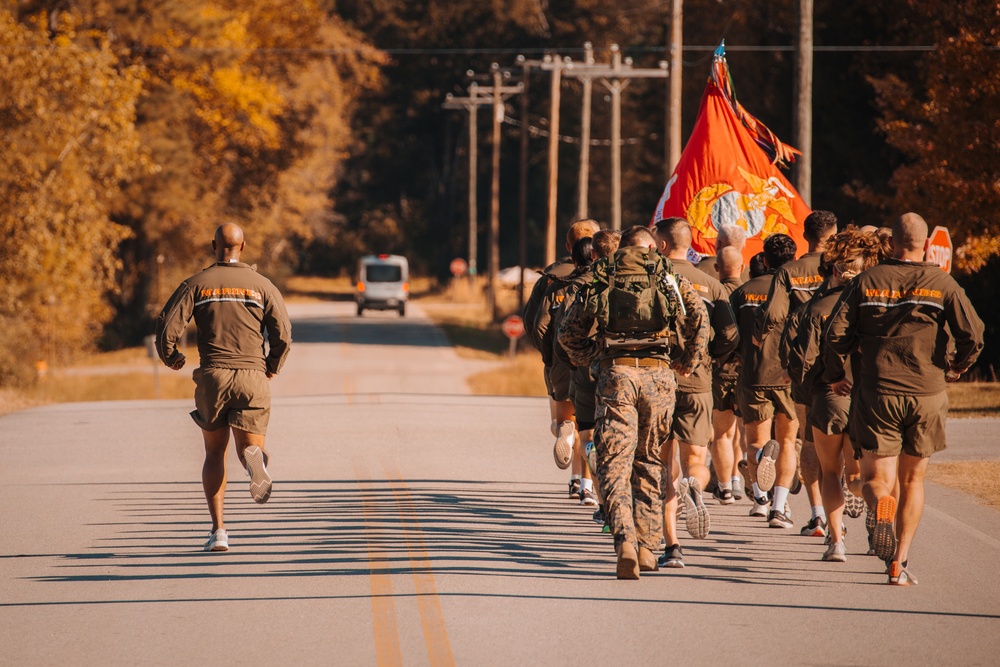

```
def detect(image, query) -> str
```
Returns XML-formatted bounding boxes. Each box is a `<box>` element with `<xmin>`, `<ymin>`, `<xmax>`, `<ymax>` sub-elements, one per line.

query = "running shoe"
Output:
<box><xmin>790</xmin><ymin>472</ymin><xmax>802</xmax><ymax>495</ymax></box>
<box><xmin>749</xmin><ymin>496</ymin><xmax>770</xmax><ymax>518</ymax></box>
<box><xmin>800</xmin><ymin>516</ymin><xmax>828</xmax><ymax>538</ymax></box>
<box><xmin>585</xmin><ymin>441</ymin><xmax>598</xmax><ymax>476</ymax></box>
<box><xmin>737</xmin><ymin>460</ymin><xmax>755</xmax><ymax>497</ymax></box>
<box><xmin>580</xmin><ymin>487</ymin><xmax>599</xmax><ymax>506</ymax></box>
<box><xmin>243</xmin><ymin>445</ymin><xmax>272</xmax><ymax>504</ymax></box>
<box><xmin>683</xmin><ymin>477</ymin><xmax>712</xmax><ymax>539</ymax></box>
<box><xmin>872</xmin><ymin>496</ymin><xmax>898</xmax><ymax>564</ymax></box>
<box><xmin>767</xmin><ymin>509</ymin><xmax>794</xmax><ymax>529</ymax></box>
<box><xmin>822</xmin><ymin>541</ymin><xmax>847</xmax><ymax>562</ymax></box>
<box><xmin>712</xmin><ymin>486</ymin><xmax>735</xmax><ymax>506</ymax></box>
<box><xmin>677</xmin><ymin>477</ymin><xmax>688</xmax><ymax>518</ymax></box>
<box><xmin>658</xmin><ymin>544</ymin><xmax>685</xmax><ymax>569</ymax></box>
<box><xmin>553</xmin><ymin>421</ymin><xmax>575</xmax><ymax>470</ymax></box>
<box><xmin>705</xmin><ymin>467</ymin><xmax>719</xmax><ymax>494</ymax></box>
<box><xmin>824</xmin><ymin>524</ymin><xmax>847</xmax><ymax>546</ymax></box>
<box><xmin>732</xmin><ymin>477</ymin><xmax>744</xmax><ymax>501</ymax></box>
<box><xmin>888</xmin><ymin>560</ymin><xmax>918</xmax><ymax>586</ymax></box>
<box><xmin>592</xmin><ymin>507</ymin><xmax>606</xmax><ymax>525</ymax></box>
<box><xmin>568</xmin><ymin>478</ymin><xmax>582</xmax><ymax>500</ymax></box>
<box><xmin>756</xmin><ymin>440</ymin><xmax>780</xmax><ymax>492</ymax></box>
<box><xmin>843</xmin><ymin>479</ymin><xmax>865</xmax><ymax>519</ymax></box>
<box><xmin>204</xmin><ymin>528</ymin><xmax>229</xmax><ymax>552</ymax></box>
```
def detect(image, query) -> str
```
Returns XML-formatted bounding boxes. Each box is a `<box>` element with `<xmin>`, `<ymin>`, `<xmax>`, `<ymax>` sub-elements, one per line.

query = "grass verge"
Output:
<box><xmin>946</xmin><ymin>382</ymin><xmax>1000</xmax><ymax>417</ymax></box>
<box><xmin>927</xmin><ymin>461</ymin><xmax>1000</xmax><ymax>509</ymax></box>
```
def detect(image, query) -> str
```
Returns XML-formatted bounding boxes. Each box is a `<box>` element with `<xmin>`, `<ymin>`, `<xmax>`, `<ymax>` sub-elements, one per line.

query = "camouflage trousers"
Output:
<box><xmin>594</xmin><ymin>364</ymin><xmax>678</xmax><ymax>552</ymax></box>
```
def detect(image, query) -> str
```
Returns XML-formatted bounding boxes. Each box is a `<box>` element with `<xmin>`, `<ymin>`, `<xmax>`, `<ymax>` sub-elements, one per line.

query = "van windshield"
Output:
<box><xmin>364</xmin><ymin>264</ymin><xmax>403</xmax><ymax>283</ymax></box>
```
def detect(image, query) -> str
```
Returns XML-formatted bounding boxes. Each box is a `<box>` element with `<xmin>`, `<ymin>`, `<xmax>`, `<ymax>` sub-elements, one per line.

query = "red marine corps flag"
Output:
<box><xmin>652</xmin><ymin>44</ymin><xmax>811</xmax><ymax>261</ymax></box>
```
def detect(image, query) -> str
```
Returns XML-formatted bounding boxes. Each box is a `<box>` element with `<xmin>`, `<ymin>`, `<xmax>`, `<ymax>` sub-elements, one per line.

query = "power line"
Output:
<box><xmin>11</xmin><ymin>44</ymin><xmax>968</xmax><ymax>56</ymax></box>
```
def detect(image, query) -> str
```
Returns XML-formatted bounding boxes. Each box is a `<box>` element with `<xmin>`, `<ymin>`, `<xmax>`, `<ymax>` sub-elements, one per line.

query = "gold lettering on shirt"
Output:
<box><xmin>864</xmin><ymin>288</ymin><xmax>942</xmax><ymax>299</ymax></box>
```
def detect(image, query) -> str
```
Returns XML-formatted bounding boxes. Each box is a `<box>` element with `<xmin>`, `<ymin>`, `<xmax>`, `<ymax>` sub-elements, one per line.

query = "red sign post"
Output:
<box><xmin>502</xmin><ymin>315</ymin><xmax>525</xmax><ymax>358</ymax></box>
<box><xmin>927</xmin><ymin>226</ymin><xmax>953</xmax><ymax>274</ymax></box>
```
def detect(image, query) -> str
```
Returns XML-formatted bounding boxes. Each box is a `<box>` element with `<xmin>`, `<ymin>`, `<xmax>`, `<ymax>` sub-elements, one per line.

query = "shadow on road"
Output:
<box><xmin>7</xmin><ymin>479</ymin><xmax>999</xmax><ymax>621</ymax></box>
<box><xmin>290</xmin><ymin>315</ymin><xmax>449</xmax><ymax>347</ymax></box>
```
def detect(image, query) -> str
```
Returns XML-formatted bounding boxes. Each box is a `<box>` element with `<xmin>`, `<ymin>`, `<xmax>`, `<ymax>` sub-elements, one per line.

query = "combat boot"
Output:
<box><xmin>616</xmin><ymin>541</ymin><xmax>640</xmax><ymax>580</ymax></box>
<box><xmin>638</xmin><ymin>546</ymin><xmax>658</xmax><ymax>572</ymax></box>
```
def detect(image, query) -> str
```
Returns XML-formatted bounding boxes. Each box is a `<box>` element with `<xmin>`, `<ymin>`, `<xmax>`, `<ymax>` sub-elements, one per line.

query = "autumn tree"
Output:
<box><xmin>14</xmin><ymin>1</ymin><xmax>383</xmax><ymax>349</ymax></box>
<box><xmin>0</xmin><ymin>12</ymin><xmax>145</xmax><ymax>383</ymax></box>
<box><xmin>866</xmin><ymin>0</ymin><xmax>1000</xmax><ymax>272</ymax></box>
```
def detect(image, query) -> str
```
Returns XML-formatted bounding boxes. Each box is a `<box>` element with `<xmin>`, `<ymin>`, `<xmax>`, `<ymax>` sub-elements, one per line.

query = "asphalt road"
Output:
<box><xmin>2</xmin><ymin>301</ymin><xmax>999</xmax><ymax>665</ymax></box>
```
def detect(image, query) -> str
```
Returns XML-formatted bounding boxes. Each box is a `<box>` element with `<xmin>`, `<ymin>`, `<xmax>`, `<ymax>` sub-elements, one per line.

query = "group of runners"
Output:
<box><xmin>524</xmin><ymin>212</ymin><xmax>984</xmax><ymax>583</ymax></box>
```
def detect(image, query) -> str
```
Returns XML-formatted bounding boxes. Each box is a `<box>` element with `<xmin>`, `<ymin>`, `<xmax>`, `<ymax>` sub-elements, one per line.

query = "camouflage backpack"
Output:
<box><xmin>582</xmin><ymin>245</ymin><xmax>683</xmax><ymax>351</ymax></box>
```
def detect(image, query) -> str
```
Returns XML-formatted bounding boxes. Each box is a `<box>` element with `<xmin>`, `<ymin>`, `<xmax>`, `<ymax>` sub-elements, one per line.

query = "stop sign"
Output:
<box><xmin>926</xmin><ymin>226</ymin><xmax>953</xmax><ymax>273</ymax></box>
<box><xmin>450</xmin><ymin>257</ymin><xmax>468</xmax><ymax>276</ymax></box>
<box><xmin>502</xmin><ymin>315</ymin><xmax>525</xmax><ymax>339</ymax></box>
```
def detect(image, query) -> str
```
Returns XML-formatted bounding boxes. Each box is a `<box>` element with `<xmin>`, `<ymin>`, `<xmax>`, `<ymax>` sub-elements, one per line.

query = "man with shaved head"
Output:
<box><xmin>824</xmin><ymin>212</ymin><xmax>983</xmax><ymax>585</ymax></box>
<box><xmin>156</xmin><ymin>223</ymin><xmax>292</xmax><ymax>552</ymax></box>
<box><xmin>697</xmin><ymin>224</ymin><xmax>750</xmax><ymax>281</ymax></box>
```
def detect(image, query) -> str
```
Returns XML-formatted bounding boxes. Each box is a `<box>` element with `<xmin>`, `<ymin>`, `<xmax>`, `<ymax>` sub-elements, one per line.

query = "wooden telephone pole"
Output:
<box><xmin>667</xmin><ymin>0</ymin><xmax>683</xmax><ymax>176</ymax></box>
<box><xmin>795</xmin><ymin>0</ymin><xmax>814</xmax><ymax>204</ymax></box>
<box><xmin>443</xmin><ymin>85</ymin><xmax>492</xmax><ymax>281</ymax></box>
<box><xmin>451</xmin><ymin>67</ymin><xmax>522</xmax><ymax>320</ymax></box>
<box><xmin>564</xmin><ymin>45</ymin><xmax>667</xmax><ymax>230</ymax></box>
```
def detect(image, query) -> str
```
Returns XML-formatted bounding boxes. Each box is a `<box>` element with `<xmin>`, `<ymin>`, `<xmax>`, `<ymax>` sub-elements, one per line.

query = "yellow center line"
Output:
<box><xmin>384</xmin><ymin>461</ymin><xmax>455</xmax><ymax>667</ymax></box>
<box><xmin>356</xmin><ymin>469</ymin><xmax>403</xmax><ymax>667</ymax></box>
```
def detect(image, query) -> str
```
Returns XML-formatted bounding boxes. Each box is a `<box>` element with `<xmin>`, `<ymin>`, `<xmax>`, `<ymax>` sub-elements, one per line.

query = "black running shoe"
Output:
<box><xmin>568</xmin><ymin>478</ymin><xmax>582</xmax><ymax>500</ymax></box>
<box><xmin>657</xmin><ymin>544</ymin><xmax>685</xmax><ymax>569</ymax></box>
<box><xmin>800</xmin><ymin>516</ymin><xmax>827</xmax><ymax>537</ymax></box>
<box><xmin>712</xmin><ymin>486</ymin><xmax>735</xmax><ymax>505</ymax></box>
<box><xmin>767</xmin><ymin>509</ymin><xmax>794</xmax><ymax>529</ymax></box>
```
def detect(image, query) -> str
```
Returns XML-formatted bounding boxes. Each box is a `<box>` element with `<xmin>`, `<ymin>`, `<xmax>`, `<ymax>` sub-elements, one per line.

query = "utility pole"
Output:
<box><xmin>795</xmin><ymin>0</ymin><xmax>814</xmax><ymax>205</ymax></box>
<box><xmin>515</xmin><ymin>56</ymin><xmax>532</xmax><ymax>314</ymax></box>
<box><xmin>489</xmin><ymin>65</ymin><xmax>504</xmax><ymax>321</ymax></box>
<box><xmin>458</xmin><ymin>67</ymin><xmax>522</xmax><ymax>320</ymax></box>
<box><xmin>566</xmin><ymin>45</ymin><xmax>667</xmax><ymax>231</ymax></box>
<box><xmin>544</xmin><ymin>54</ymin><xmax>564</xmax><ymax>266</ymax></box>
<box><xmin>668</xmin><ymin>0</ymin><xmax>683</xmax><ymax>176</ymax></box>
<box><xmin>577</xmin><ymin>43</ymin><xmax>595</xmax><ymax>221</ymax></box>
<box><xmin>443</xmin><ymin>85</ymin><xmax>491</xmax><ymax>281</ymax></box>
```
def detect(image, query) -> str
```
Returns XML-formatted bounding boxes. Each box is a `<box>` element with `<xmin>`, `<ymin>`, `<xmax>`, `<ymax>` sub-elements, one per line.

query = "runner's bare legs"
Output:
<box><xmin>203</xmin><ymin>426</ymin><xmax>268</xmax><ymax>532</ymax></box>
<box><xmin>895</xmin><ymin>454</ymin><xmax>930</xmax><ymax>564</ymax></box>
<box><xmin>711</xmin><ymin>409</ymin><xmax>737</xmax><ymax>490</ymax></box>
<box><xmin>813</xmin><ymin>429</ymin><xmax>847</xmax><ymax>541</ymax></box>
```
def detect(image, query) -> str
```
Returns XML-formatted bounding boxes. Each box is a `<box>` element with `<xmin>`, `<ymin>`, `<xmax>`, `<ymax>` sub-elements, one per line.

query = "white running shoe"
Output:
<box><xmin>683</xmin><ymin>477</ymin><xmax>711</xmax><ymax>539</ymax></box>
<box><xmin>756</xmin><ymin>440</ymin><xmax>779</xmax><ymax>492</ymax></box>
<box><xmin>822</xmin><ymin>541</ymin><xmax>847</xmax><ymax>562</ymax></box>
<box><xmin>553</xmin><ymin>421</ymin><xmax>575</xmax><ymax>470</ymax></box>
<box><xmin>749</xmin><ymin>496</ymin><xmax>770</xmax><ymax>518</ymax></box>
<box><xmin>205</xmin><ymin>529</ymin><xmax>229</xmax><ymax>552</ymax></box>
<box><xmin>244</xmin><ymin>445</ymin><xmax>272</xmax><ymax>504</ymax></box>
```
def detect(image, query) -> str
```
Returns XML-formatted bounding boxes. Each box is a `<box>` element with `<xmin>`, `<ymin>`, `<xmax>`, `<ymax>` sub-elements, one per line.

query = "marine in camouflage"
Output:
<box><xmin>558</xmin><ymin>262</ymin><xmax>709</xmax><ymax>558</ymax></box>
<box><xmin>594</xmin><ymin>365</ymin><xmax>678</xmax><ymax>551</ymax></box>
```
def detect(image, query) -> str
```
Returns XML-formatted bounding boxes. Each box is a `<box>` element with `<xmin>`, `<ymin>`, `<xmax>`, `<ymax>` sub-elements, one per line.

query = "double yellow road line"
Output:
<box><xmin>356</xmin><ymin>462</ymin><xmax>454</xmax><ymax>666</ymax></box>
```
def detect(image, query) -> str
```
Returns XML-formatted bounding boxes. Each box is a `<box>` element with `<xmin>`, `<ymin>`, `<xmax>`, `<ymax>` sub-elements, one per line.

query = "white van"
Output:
<box><xmin>356</xmin><ymin>254</ymin><xmax>409</xmax><ymax>316</ymax></box>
